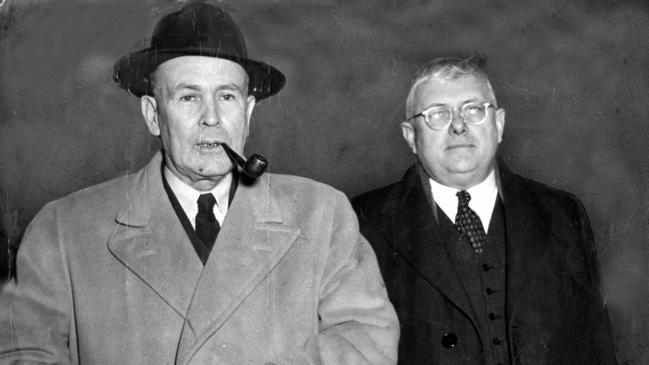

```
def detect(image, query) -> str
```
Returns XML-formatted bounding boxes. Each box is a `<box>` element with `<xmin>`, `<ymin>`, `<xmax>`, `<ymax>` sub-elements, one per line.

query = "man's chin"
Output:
<box><xmin>445</xmin><ymin>156</ymin><xmax>479</xmax><ymax>172</ymax></box>
<box><xmin>194</xmin><ymin>165</ymin><xmax>234</xmax><ymax>179</ymax></box>
<box><xmin>185</xmin><ymin>167</ymin><xmax>235</xmax><ymax>191</ymax></box>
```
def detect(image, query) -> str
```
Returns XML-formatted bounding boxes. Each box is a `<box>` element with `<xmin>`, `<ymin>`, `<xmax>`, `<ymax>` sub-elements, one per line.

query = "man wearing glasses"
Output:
<box><xmin>352</xmin><ymin>56</ymin><xmax>617</xmax><ymax>364</ymax></box>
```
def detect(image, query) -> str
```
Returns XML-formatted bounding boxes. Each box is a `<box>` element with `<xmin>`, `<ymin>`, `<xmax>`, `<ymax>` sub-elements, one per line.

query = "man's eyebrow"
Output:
<box><xmin>168</xmin><ymin>82</ymin><xmax>246</xmax><ymax>93</ymax></box>
<box><xmin>422</xmin><ymin>98</ymin><xmax>482</xmax><ymax>109</ymax></box>
<box><xmin>168</xmin><ymin>83</ymin><xmax>202</xmax><ymax>93</ymax></box>
<box><xmin>217</xmin><ymin>82</ymin><xmax>246</xmax><ymax>93</ymax></box>
<box><xmin>419</xmin><ymin>102</ymin><xmax>447</xmax><ymax>111</ymax></box>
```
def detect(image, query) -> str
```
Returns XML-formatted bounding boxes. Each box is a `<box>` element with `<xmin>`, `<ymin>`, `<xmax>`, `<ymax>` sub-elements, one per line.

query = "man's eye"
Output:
<box><xmin>180</xmin><ymin>95</ymin><xmax>197</xmax><ymax>102</ymax></box>
<box><xmin>465</xmin><ymin>104</ymin><xmax>484</xmax><ymax>114</ymax></box>
<box><xmin>429</xmin><ymin>109</ymin><xmax>450</xmax><ymax>120</ymax></box>
<box><xmin>221</xmin><ymin>93</ymin><xmax>236</xmax><ymax>101</ymax></box>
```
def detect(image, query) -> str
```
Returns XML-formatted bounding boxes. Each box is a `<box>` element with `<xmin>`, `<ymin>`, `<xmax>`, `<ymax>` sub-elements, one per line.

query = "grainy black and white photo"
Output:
<box><xmin>1</xmin><ymin>0</ymin><xmax>648</xmax><ymax>364</ymax></box>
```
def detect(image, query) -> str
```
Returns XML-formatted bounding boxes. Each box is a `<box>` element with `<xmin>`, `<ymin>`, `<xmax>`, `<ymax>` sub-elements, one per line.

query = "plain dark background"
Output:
<box><xmin>1</xmin><ymin>0</ymin><xmax>648</xmax><ymax>363</ymax></box>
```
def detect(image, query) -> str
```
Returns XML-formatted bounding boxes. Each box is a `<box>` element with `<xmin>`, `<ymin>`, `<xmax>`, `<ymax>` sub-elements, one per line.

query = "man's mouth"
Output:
<box><xmin>198</xmin><ymin>142</ymin><xmax>221</xmax><ymax>149</ymax></box>
<box><xmin>446</xmin><ymin>144</ymin><xmax>474</xmax><ymax>150</ymax></box>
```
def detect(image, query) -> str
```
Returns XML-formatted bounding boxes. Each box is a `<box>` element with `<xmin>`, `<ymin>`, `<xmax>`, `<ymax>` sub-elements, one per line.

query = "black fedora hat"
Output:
<box><xmin>113</xmin><ymin>3</ymin><xmax>285</xmax><ymax>100</ymax></box>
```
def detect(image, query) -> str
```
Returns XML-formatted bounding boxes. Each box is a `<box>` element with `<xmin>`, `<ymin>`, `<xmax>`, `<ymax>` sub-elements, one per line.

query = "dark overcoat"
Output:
<box><xmin>352</xmin><ymin>162</ymin><xmax>617</xmax><ymax>365</ymax></box>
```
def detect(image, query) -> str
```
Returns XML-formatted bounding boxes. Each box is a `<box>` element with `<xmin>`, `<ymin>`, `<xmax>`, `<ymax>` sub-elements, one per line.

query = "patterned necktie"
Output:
<box><xmin>455</xmin><ymin>190</ymin><xmax>486</xmax><ymax>254</ymax></box>
<box><xmin>196</xmin><ymin>193</ymin><xmax>220</xmax><ymax>250</ymax></box>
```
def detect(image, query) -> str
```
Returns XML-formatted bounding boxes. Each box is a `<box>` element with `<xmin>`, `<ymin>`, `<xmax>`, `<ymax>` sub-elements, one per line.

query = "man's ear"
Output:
<box><xmin>495</xmin><ymin>107</ymin><xmax>506</xmax><ymax>144</ymax></box>
<box><xmin>243</xmin><ymin>95</ymin><xmax>256</xmax><ymax>139</ymax></box>
<box><xmin>400</xmin><ymin>121</ymin><xmax>417</xmax><ymax>154</ymax></box>
<box><xmin>141</xmin><ymin>95</ymin><xmax>160</xmax><ymax>136</ymax></box>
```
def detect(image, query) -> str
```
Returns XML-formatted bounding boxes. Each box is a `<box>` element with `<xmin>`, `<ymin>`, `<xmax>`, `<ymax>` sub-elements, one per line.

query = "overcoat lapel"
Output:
<box><xmin>498</xmin><ymin>166</ymin><xmax>551</xmax><ymax>321</ymax></box>
<box><xmin>385</xmin><ymin>166</ymin><xmax>475</xmax><ymax>323</ymax></box>
<box><xmin>107</xmin><ymin>152</ymin><xmax>203</xmax><ymax>318</ymax></box>
<box><xmin>175</xmin><ymin>173</ymin><xmax>300</xmax><ymax>365</ymax></box>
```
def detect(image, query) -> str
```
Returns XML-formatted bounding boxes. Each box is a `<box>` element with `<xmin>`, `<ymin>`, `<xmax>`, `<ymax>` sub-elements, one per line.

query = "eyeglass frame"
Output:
<box><xmin>404</xmin><ymin>101</ymin><xmax>497</xmax><ymax>131</ymax></box>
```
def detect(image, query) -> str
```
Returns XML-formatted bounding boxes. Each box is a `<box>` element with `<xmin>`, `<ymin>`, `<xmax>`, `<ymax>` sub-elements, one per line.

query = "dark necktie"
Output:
<box><xmin>196</xmin><ymin>193</ymin><xmax>220</xmax><ymax>251</ymax></box>
<box><xmin>455</xmin><ymin>190</ymin><xmax>486</xmax><ymax>254</ymax></box>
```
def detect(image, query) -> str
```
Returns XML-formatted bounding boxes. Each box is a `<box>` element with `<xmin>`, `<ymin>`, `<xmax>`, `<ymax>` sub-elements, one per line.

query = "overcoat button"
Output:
<box><xmin>441</xmin><ymin>332</ymin><xmax>458</xmax><ymax>348</ymax></box>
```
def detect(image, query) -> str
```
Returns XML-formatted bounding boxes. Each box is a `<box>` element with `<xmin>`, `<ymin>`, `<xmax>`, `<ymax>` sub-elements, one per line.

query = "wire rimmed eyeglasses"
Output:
<box><xmin>405</xmin><ymin>101</ymin><xmax>496</xmax><ymax>131</ymax></box>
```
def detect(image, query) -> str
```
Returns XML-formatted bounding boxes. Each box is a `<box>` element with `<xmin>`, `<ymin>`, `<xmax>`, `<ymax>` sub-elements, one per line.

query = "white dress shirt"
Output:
<box><xmin>164</xmin><ymin>167</ymin><xmax>231</xmax><ymax>228</ymax></box>
<box><xmin>429</xmin><ymin>170</ymin><xmax>498</xmax><ymax>233</ymax></box>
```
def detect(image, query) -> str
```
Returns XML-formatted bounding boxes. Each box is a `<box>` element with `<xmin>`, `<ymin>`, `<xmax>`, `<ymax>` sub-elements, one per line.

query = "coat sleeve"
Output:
<box><xmin>572</xmin><ymin>197</ymin><xmax>618</xmax><ymax>364</ymax></box>
<box><xmin>269</xmin><ymin>191</ymin><xmax>399</xmax><ymax>365</ymax></box>
<box><xmin>0</xmin><ymin>202</ymin><xmax>74</xmax><ymax>365</ymax></box>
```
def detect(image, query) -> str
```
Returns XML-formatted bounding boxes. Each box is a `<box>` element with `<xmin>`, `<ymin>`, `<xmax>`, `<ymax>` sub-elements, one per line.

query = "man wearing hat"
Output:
<box><xmin>0</xmin><ymin>3</ymin><xmax>398</xmax><ymax>364</ymax></box>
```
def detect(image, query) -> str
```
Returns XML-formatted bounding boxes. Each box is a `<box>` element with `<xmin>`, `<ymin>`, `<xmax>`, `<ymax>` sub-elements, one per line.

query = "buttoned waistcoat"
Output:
<box><xmin>352</xmin><ymin>162</ymin><xmax>617</xmax><ymax>365</ymax></box>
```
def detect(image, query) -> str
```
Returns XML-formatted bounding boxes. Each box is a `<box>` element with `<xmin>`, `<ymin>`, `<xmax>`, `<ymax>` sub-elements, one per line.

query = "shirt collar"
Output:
<box><xmin>429</xmin><ymin>170</ymin><xmax>498</xmax><ymax>233</ymax></box>
<box><xmin>164</xmin><ymin>167</ymin><xmax>232</xmax><ymax>227</ymax></box>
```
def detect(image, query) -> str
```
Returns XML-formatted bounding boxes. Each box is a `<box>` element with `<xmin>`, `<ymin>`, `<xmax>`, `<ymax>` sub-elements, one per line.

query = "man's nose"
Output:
<box><xmin>448</xmin><ymin>107</ymin><xmax>466</xmax><ymax>135</ymax></box>
<box><xmin>201</xmin><ymin>100</ymin><xmax>220</xmax><ymax>126</ymax></box>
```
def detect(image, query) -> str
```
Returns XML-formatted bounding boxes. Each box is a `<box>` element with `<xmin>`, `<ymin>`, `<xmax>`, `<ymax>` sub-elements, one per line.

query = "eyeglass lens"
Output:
<box><xmin>424</xmin><ymin>102</ymin><xmax>489</xmax><ymax>129</ymax></box>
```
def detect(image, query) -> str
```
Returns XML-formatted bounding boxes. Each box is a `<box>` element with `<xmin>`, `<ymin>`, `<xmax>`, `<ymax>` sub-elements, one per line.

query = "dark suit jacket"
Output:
<box><xmin>352</xmin><ymin>162</ymin><xmax>617</xmax><ymax>365</ymax></box>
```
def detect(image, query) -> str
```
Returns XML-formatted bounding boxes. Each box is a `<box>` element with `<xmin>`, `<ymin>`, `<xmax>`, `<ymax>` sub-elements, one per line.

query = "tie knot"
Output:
<box><xmin>197</xmin><ymin>193</ymin><xmax>216</xmax><ymax>212</ymax></box>
<box><xmin>456</xmin><ymin>190</ymin><xmax>471</xmax><ymax>207</ymax></box>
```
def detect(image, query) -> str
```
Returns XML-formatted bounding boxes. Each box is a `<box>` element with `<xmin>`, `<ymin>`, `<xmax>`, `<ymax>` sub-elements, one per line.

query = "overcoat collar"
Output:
<box><xmin>496</xmin><ymin>161</ymin><xmax>552</xmax><ymax>321</ymax></box>
<box><xmin>175</xmin><ymin>171</ymin><xmax>300</xmax><ymax>365</ymax></box>
<box><xmin>384</xmin><ymin>163</ymin><xmax>475</xmax><ymax>322</ymax></box>
<box><xmin>108</xmin><ymin>152</ymin><xmax>202</xmax><ymax>318</ymax></box>
<box><xmin>107</xmin><ymin>152</ymin><xmax>300</xmax><ymax>364</ymax></box>
<box><xmin>381</xmin><ymin>161</ymin><xmax>551</xmax><ymax>327</ymax></box>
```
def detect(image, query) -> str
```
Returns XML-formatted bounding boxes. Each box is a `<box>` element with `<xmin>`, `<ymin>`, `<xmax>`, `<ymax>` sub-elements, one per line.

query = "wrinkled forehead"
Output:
<box><xmin>412</xmin><ymin>74</ymin><xmax>495</xmax><ymax>107</ymax></box>
<box><xmin>157</xmin><ymin>55</ymin><xmax>248</xmax><ymax>78</ymax></box>
<box><xmin>151</xmin><ymin>56</ymin><xmax>249</xmax><ymax>93</ymax></box>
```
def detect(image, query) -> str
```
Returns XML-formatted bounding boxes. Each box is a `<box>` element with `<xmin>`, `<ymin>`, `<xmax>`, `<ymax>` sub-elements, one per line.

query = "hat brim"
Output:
<box><xmin>113</xmin><ymin>47</ymin><xmax>285</xmax><ymax>100</ymax></box>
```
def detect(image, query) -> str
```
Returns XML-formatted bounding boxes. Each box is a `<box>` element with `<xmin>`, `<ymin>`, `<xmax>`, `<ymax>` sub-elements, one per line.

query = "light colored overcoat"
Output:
<box><xmin>0</xmin><ymin>152</ymin><xmax>399</xmax><ymax>364</ymax></box>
